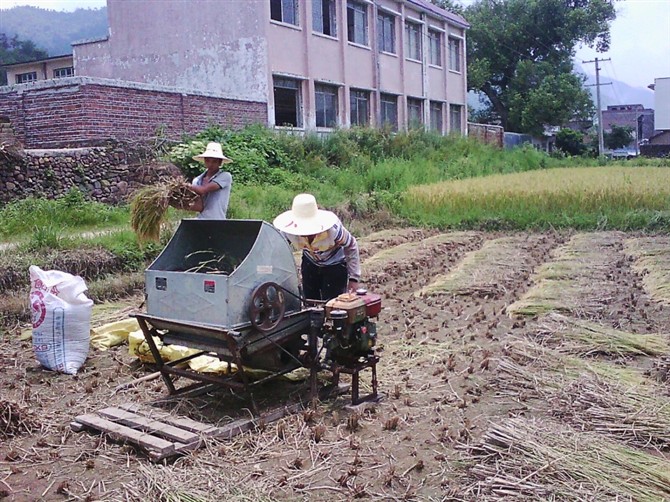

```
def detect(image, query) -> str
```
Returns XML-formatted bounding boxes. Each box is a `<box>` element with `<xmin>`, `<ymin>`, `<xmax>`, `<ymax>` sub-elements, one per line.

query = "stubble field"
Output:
<box><xmin>2</xmin><ymin>227</ymin><xmax>670</xmax><ymax>501</ymax></box>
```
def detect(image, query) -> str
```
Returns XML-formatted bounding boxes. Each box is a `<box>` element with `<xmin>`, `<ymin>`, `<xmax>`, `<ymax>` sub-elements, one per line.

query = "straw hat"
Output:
<box><xmin>192</xmin><ymin>142</ymin><xmax>233</xmax><ymax>163</ymax></box>
<box><xmin>273</xmin><ymin>193</ymin><xmax>338</xmax><ymax>236</ymax></box>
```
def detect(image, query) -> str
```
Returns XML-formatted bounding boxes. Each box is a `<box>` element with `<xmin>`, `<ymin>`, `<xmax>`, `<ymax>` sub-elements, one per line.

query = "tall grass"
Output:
<box><xmin>0</xmin><ymin>188</ymin><xmax>128</xmax><ymax>240</ymax></box>
<box><xmin>403</xmin><ymin>166</ymin><xmax>670</xmax><ymax>230</ymax></box>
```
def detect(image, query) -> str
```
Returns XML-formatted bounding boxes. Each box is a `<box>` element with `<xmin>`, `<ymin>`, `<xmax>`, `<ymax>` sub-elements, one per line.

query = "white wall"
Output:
<box><xmin>655</xmin><ymin>77</ymin><xmax>670</xmax><ymax>131</ymax></box>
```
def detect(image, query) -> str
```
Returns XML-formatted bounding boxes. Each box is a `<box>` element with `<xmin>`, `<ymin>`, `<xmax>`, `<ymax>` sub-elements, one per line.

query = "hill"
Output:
<box><xmin>0</xmin><ymin>5</ymin><xmax>108</xmax><ymax>56</ymax></box>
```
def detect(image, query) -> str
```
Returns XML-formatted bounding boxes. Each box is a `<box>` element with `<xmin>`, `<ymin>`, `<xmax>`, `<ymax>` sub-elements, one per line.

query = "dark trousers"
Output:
<box><xmin>301</xmin><ymin>257</ymin><xmax>348</xmax><ymax>302</ymax></box>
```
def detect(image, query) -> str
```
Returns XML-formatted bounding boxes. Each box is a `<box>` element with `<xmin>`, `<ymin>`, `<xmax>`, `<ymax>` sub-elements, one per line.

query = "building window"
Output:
<box><xmin>430</xmin><ymin>101</ymin><xmax>443</xmax><ymax>133</ymax></box>
<box><xmin>347</xmin><ymin>1</ymin><xmax>368</xmax><ymax>46</ymax></box>
<box><xmin>377</xmin><ymin>11</ymin><xmax>395</xmax><ymax>54</ymax></box>
<box><xmin>350</xmin><ymin>89</ymin><xmax>369</xmax><ymax>126</ymax></box>
<box><xmin>315</xmin><ymin>83</ymin><xmax>338</xmax><ymax>128</ymax></box>
<box><xmin>274</xmin><ymin>77</ymin><xmax>302</xmax><ymax>127</ymax></box>
<box><xmin>271</xmin><ymin>0</ymin><xmax>298</xmax><ymax>26</ymax></box>
<box><xmin>428</xmin><ymin>30</ymin><xmax>441</xmax><ymax>66</ymax></box>
<box><xmin>313</xmin><ymin>0</ymin><xmax>336</xmax><ymax>36</ymax></box>
<box><xmin>450</xmin><ymin>104</ymin><xmax>463</xmax><ymax>134</ymax></box>
<box><xmin>15</xmin><ymin>71</ymin><xmax>37</xmax><ymax>84</ymax></box>
<box><xmin>405</xmin><ymin>21</ymin><xmax>422</xmax><ymax>60</ymax></box>
<box><xmin>448</xmin><ymin>37</ymin><xmax>461</xmax><ymax>72</ymax></box>
<box><xmin>407</xmin><ymin>98</ymin><xmax>423</xmax><ymax>129</ymax></box>
<box><xmin>53</xmin><ymin>67</ymin><xmax>74</xmax><ymax>78</ymax></box>
<box><xmin>380</xmin><ymin>93</ymin><xmax>397</xmax><ymax>131</ymax></box>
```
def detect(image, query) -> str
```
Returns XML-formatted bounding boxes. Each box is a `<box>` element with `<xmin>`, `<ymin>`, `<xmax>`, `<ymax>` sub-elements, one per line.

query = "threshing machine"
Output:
<box><xmin>133</xmin><ymin>219</ymin><xmax>381</xmax><ymax>412</ymax></box>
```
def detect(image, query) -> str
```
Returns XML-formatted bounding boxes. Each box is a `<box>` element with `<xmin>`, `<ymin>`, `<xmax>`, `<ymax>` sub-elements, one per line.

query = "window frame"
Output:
<box><xmin>405</xmin><ymin>21</ymin><xmax>422</xmax><ymax>61</ymax></box>
<box><xmin>407</xmin><ymin>97</ymin><xmax>423</xmax><ymax>129</ymax></box>
<box><xmin>313</xmin><ymin>0</ymin><xmax>337</xmax><ymax>37</ymax></box>
<box><xmin>271</xmin><ymin>0</ymin><xmax>299</xmax><ymax>26</ymax></box>
<box><xmin>15</xmin><ymin>71</ymin><xmax>37</xmax><ymax>84</ymax></box>
<box><xmin>347</xmin><ymin>0</ymin><xmax>368</xmax><ymax>46</ymax></box>
<box><xmin>350</xmin><ymin>88</ymin><xmax>370</xmax><ymax>127</ymax></box>
<box><xmin>428</xmin><ymin>29</ymin><xmax>441</xmax><ymax>67</ymax></box>
<box><xmin>448</xmin><ymin>36</ymin><xmax>461</xmax><ymax>72</ymax></box>
<box><xmin>380</xmin><ymin>93</ymin><xmax>398</xmax><ymax>131</ymax></box>
<box><xmin>315</xmin><ymin>83</ymin><xmax>339</xmax><ymax>128</ymax></box>
<box><xmin>273</xmin><ymin>76</ymin><xmax>303</xmax><ymax>128</ymax></box>
<box><xmin>53</xmin><ymin>67</ymin><xmax>74</xmax><ymax>78</ymax></box>
<box><xmin>449</xmin><ymin>103</ymin><xmax>463</xmax><ymax>134</ymax></box>
<box><xmin>430</xmin><ymin>101</ymin><xmax>443</xmax><ymax>133</ymax></box>
<box><xmin>377</xmin><ymin>11</ymin><xmax>395</xmax><ymax>54</ymax></box>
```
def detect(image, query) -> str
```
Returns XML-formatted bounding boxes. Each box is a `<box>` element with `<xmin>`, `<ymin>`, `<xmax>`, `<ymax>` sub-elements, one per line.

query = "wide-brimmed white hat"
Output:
<box><xmin>192</xmin><ymin>142</ymin><xmax>233</xmax><ymax>163</ymax></box>
<box><xmin>273</xmin><ymin>193</ymin><xmax>338</xmax><ymax>236</ymax></box>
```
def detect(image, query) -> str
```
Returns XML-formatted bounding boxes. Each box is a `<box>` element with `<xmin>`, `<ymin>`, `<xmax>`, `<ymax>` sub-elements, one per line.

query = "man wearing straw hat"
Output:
<box><xmin>273</xmin><ymin>193</ymin><xmax>361</xmax><ymax>302</ymax></box>
<box><xmin>185</xmin><ymin>142</ymin><xmax>233</xmax><ymax>219</ymax></box>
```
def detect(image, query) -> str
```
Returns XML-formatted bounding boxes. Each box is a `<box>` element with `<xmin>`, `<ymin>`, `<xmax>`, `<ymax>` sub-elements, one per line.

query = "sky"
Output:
<box><xmin>0</xmin><ymin>0</ymin><xmax>668</xmax><ymax>90</ymax></box>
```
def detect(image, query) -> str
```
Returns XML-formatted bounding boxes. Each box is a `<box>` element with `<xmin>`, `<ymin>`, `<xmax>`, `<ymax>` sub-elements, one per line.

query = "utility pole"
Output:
<box><xmin>583</xmin><ymin>57</ymin><xmax>612</xmax><ymax>156</ymax></box>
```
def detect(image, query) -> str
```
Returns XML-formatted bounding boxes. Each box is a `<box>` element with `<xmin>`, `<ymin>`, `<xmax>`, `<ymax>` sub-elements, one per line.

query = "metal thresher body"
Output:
<box><xmin>133</xmin><ymin>219</ymin><xmax>381</xmax><ymax>412</ymax></box>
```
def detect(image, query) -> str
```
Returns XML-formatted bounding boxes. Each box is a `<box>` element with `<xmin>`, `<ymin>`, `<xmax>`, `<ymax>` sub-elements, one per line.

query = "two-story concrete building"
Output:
<box><xmin>0</xmin><ymin>0</ymin><xmax>469</xmax><ymax>147</ymax></box>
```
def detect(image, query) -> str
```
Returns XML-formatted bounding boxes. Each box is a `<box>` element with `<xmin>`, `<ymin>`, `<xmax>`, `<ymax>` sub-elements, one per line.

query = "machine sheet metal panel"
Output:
<box><xmin>145</xmin><ymin>219</ymin><xmax>300</xmax><ymax>328</ymax></box>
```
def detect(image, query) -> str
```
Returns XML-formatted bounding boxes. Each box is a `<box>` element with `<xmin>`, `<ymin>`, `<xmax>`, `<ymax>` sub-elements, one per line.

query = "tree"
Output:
<box><xmin>0</xmin><ymin>34</ymin><xmax>49</xmax><ymax>85</ymax></box>
<box><xmin>429</xmin><ymin>0</ymin><xmax>466</xmax><ymax>16</ymax></box>
<box><xmin>556</xmin><ymin>128</ymin><xmax>587</xmax><ymax>156</ymax></box>
<box><xmin>604</xmin><ymin>125</ymin><xmax>634</xmax><ymax>150</ymax></box>
<box><xmin>465</xmin><ymin>0</ymin><xmax>616</xmax><ymax>135</ymax></box>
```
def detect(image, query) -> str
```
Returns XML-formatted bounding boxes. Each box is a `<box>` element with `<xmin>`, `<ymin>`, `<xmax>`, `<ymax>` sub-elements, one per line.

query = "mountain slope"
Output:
<box><xmin>0</xmin><ymin>5</ymin><xmax>108</xmax><ymax>56</ymax></box>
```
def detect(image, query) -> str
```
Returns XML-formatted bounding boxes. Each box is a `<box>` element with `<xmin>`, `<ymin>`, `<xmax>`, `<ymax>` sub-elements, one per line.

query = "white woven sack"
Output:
<box><xmin>29</xmin><ymin>265</ymin><xmax>93</xmax><ymax>375</ymax></box>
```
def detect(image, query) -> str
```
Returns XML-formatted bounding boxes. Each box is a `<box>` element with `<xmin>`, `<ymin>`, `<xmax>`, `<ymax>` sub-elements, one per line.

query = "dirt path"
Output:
<box><xmin>1</xmin><ymin>229</ymin><xmax>669</xmax><ymax>501</ymax></box>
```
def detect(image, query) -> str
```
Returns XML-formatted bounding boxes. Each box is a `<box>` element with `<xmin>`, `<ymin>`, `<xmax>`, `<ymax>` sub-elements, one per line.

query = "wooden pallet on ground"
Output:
<box><xmin>70</xmin><ymin>394</ymin><xmax>342</xmax><ymax>462</ymax></box>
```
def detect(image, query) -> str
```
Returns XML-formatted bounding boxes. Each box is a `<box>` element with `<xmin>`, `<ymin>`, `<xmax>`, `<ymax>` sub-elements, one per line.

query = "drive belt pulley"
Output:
<box><xmin>249</xmin><ymin>282</ymin><xmax>286</xmax><ymax>333</ymax></box>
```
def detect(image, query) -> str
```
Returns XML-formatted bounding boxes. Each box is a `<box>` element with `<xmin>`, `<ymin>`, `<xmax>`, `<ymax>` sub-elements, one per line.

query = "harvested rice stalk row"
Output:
<box><xmin>463</xmin><ymin>417</ymin><xmax>670</xmax><ymax>502</ymax></box>
<box><xmin>534</xmin><ymin>313</ymin><xmax>670</xmax><ymax>357</ymax></box>
<box><xmin>507</xmin><ymin>232</ymin><xmax>626</xmax><ymax>317</ymax></box>
<box><xmin>130</xmin><ymin>180</ymin><xmax>197</xmax><ymax>243</ymax></box>
<box><xmin>415</xmin><ymin>235</ymin><xmax>546</xmax><ymax>298</ymax></box>
<box><xmin>624</xmin><ymin>236</ymin><xmax>670</xmax><ymax>305</ymax></box>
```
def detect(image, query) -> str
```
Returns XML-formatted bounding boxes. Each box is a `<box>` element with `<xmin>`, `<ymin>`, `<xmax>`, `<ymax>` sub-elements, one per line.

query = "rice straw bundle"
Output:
<box><xmin>535</xmin><ymin>313</ymin><xmax>670</xmax><ymax>357</ymax></box>
<box><xmin>130</xmin><ymin>180</ymin><xmax>197</xmax><ymax>242</ymax></box>
<box><xmin>464</xmin><ymin>417</ymin><xmax>670</xmax><ymax>501</ymax></box>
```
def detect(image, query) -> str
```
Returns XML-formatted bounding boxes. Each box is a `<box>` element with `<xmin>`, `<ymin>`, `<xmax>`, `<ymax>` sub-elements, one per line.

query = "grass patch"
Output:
<box><xmin>403</xmin><ymin>166</ymin><xmax>670</xmax><ymax>230</ymax></box>
<box><xmin>0</xmin><ymin>188</ymin><xmax>128</xmax><ymax>240</ymax></box>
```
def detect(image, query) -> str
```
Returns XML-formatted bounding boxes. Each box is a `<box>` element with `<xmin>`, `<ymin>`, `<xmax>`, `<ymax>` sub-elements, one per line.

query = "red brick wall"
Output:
<box><xmin>0</xmin><ymin>80</ymin><xmax>267</xmax><ymax>148</ymax></box>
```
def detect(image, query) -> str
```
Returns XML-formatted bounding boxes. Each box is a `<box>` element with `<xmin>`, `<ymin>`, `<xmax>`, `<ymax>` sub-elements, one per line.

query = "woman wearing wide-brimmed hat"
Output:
<box><xmin>273</xmin><ymin>193</ymin><xmax>361</xmax><ymax>301</ymax></box>
<box><xmin>185</xmin><ymin>142</ymin><xmax>233</xmax><ymax>219</ymax></box>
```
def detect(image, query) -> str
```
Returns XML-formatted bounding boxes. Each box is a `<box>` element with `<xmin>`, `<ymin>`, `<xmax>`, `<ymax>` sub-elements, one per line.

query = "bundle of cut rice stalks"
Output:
<box><xmin>462</xmin><ymin>417</ymin><xmax>670</xmax><ymax>501</ymax></box>
<box><xmin>130</xmin><ymin>180</ymin><xmax>198</xmax><ymax>242</ymax></box>
<box><xmin>534</xmin><ymin>312</ymin><xmax>670</xmax><ymax>357</ymax></box>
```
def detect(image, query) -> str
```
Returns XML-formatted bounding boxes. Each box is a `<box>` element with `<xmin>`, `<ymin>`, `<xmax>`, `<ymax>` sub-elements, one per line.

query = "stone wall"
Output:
<box><xmin>0</xmin><ymin>145</ymin><xmax>180</xmax><ymax>205</ymax></box>
<box><xmin>0</xmin><ymin>76</ymin><xmax>267</xmax><ymax>149</ymax></box>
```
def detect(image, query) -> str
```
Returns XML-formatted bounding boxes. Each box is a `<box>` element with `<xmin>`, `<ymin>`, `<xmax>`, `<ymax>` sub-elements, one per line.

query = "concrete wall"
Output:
<box><xmin>0</xmin><ymin>77</ymin><xmax>266</xmax><ymax>149</ymax></box>
<box><xmin>75</xmin><ymin>0</ymin><xmax>268</xmax><ymax>103</ymax></box>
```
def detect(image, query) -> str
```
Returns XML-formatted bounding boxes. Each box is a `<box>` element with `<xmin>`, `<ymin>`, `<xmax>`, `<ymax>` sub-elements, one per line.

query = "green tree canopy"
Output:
<box><xmin>555</xmin><ymin>128</ymin><xmax>587</xmax><ymax>156</ymax></box>
<box><xmin>464</xmin><ymin>0</ymin><xmax>616</xmax><ymax>135</ymax></box>
<box><xmin>0</xmin><ymin>34</ymin><xmax>49</xmax><ymax>85</ymax></box>
<box><xmin>604</xmin><ymin>124</ymin><xmax>634</xmax><ymax>150</ymax></box>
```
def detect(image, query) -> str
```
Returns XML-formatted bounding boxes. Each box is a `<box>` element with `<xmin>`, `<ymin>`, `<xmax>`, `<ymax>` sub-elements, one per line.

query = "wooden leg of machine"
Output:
<box><xmin>136</xmin><ymin>317</ymin><xmax>177</xmax><ymax>394</ymax></box>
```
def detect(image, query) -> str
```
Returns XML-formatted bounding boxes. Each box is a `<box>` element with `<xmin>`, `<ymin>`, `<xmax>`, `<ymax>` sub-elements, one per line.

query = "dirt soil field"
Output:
<box><xmin>1</xmin><ymin>229</ymin><xmax>670</xmax><ymax>501</ymax></box>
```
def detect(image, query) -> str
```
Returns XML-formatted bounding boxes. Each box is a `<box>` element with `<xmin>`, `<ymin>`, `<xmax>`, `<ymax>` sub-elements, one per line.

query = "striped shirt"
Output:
<box><xmin>284</xmin><ymin>219</ymin><xmax>361</xmax><ymax>281</ymax></box>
